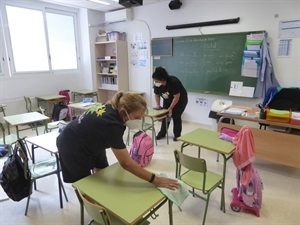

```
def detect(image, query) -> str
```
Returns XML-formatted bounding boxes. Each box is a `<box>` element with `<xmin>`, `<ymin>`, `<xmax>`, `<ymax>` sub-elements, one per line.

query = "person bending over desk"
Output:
<box><xmin>56</xmin><ymin>92</ymin><xmax>179</xmax><ymax>190</ymax></box>
<box><xmin>152</xmin><ymin>67</ymin><xmax>188</xmax><ymax>141</ymax></box>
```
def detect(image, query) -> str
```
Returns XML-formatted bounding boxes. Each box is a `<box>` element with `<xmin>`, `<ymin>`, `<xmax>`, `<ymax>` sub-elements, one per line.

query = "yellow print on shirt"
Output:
<box><xmin>87</xmin><ymin>105</ymin><xmax>106</xmax><ymax>116</ymax></box>
<box><xmin>78</xmin><ymin>105</ymin><xmax>106</xmax><ymax>124</ymax></box>
<box><xmin>162</xmin><ymin>91</ymin><xmax>170</xmax><ymax>99</ymax></box>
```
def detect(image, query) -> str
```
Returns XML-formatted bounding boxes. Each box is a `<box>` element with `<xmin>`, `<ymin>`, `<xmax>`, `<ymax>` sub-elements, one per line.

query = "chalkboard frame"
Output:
<box><xmin>151</xmin><ymin>38</ymin><xmax>173</xmax><ymax>56</ymax></box>
<box><xmin>152</xmin><ymin>31</ymin><xmax>261</xmax><ymax>96</ymax></box>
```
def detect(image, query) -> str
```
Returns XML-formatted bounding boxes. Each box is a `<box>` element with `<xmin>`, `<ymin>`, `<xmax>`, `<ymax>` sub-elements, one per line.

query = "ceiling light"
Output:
<box><xmin>88</xmin><ymin>0</ymin><xmax>110</xmax><ymax>5</ymax></box>
<box><xmin>169</xmin><ymin>0</ymin><xmax>182</xmax><ymax>10</ymax></box>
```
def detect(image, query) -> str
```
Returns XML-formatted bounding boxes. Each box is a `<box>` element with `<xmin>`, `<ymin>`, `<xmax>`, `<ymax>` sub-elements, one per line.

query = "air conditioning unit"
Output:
<box><xmin>105</xmin><ymin>9</ymin><xmax>133</xmax><ymax>23</ymax></box>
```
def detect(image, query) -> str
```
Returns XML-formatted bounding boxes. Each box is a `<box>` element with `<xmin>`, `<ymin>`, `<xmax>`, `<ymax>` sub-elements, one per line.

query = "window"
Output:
<box><xmin>2</xmin><ymin>2</ymin><xmax>79</xmax><ymax>74</ymax></box>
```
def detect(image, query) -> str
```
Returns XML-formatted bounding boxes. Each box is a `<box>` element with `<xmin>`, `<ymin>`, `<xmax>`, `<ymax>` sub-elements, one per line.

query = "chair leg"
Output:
<box><xmin>25</xmin><ymin>181</ymin><xmax>33</xmax><ymax>216</ymax></box>
<box><xmin>60</xmin><ymin>178</ymin><xmax>69</xmax><ymax>202</ymax></box>
<box><xmin>202</xmin><ymin>194</ymin><xmax>211</xmax><ymax>225</ymax></box>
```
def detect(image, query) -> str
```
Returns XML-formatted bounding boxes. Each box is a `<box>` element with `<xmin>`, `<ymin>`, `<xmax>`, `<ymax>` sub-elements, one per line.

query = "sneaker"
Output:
<box><xmin>156</xmin><ymin>134</ymin><xmax>166</xmax><ymax>140</ymax></box>
<box><xmin>173</xmin><ymin>136</ymin><xmax>180</xmax><ymax>142</ymax></box>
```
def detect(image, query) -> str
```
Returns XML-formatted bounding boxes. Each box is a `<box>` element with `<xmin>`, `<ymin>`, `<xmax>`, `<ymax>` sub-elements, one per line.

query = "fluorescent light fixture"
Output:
<box><xmin>88</xmin><ymin>0</ymin><xmax>110</xmax><ymax>5</ymax></box>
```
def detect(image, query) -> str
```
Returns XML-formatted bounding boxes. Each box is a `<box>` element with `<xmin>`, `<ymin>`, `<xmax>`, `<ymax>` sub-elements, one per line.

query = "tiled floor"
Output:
<box><xmin>0</xmin><ymin>121</ymin><xmax>299</xmax><ymax>225</ymax></box>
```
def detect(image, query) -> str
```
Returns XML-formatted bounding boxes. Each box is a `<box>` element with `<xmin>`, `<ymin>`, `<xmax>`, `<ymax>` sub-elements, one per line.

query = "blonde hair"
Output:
<box><xmin>108</xmin><ymin>91</ymin><xmax>147</xmax><ymax>114</ymax></box>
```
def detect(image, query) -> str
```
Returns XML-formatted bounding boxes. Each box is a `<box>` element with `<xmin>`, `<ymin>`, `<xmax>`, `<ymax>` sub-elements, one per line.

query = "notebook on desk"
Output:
<box><xmin>223</xmin><ymin>108</ymin><xmax>246</xmax><ymax>115</ymax></box>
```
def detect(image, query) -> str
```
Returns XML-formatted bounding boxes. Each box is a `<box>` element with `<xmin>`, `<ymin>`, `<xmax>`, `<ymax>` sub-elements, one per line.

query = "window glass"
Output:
<box><xmin>6</xmin><ymin>5</ymin><xmax>49</xmax><ymax>72</ymax></box>
<box><xmin>46</xmin><ymin>12</ymin><xmax>78</xmax><ymax>70</ymax></box>
<box><xmin>4</xmin><ymin>4</ymin><xmax>79</xmax><ymax>73</ymax></box>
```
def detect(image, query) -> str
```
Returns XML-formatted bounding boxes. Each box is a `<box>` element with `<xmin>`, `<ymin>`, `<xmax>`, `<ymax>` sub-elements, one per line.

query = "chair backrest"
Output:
<box><xmin>0</xmin><ymin>123</ymin><xmax>6</xmax><ymax>143</ymax></box>
<box><xmin>39</xmin><ymin>106</ymin><xmax>46</xmax><ymax>115</ymax></box>
<box><xmin>174</xmin><ymin>150</ymin><xmax>207</xmax><ymax>174</ymax></box>
<box><xmin>0</xmin><ymin>106</ymin><xmax>6</xmax><ymax>116</ymax></box>
<box><xmin>24</xmin><ymin>96</ymin><xmax>33</xmax><ymax>112</ymax></box>
<box><xmin>77</xmin><ymin>188</ymin><xmax>125</xmax><ymax>225</ymax></box>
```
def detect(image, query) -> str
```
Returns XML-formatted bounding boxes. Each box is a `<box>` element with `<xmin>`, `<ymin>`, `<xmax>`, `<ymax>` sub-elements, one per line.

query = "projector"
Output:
<box><xmin>119</xmin><ymin>0</ymin><xmax>143</xmax><ymax>8</ymax></box>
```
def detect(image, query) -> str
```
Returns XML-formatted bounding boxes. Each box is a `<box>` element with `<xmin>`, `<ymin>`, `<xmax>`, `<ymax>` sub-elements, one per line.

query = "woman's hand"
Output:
<box><xmin>153</xmin><ymin>176</ymin><xmax>180</xmax><ymax>190</ymax></box>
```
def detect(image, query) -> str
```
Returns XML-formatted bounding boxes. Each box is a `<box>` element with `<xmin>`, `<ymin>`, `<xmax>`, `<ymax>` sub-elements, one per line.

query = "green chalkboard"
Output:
<box><xmin>152</xmin><ymin>32</ymin><xmax>258</xmax><ymax>95</ymax></box>
<box><xmin>151</xmin><ymin>38</ymin><xmax>173</xmax><ymax>56</ymax></box>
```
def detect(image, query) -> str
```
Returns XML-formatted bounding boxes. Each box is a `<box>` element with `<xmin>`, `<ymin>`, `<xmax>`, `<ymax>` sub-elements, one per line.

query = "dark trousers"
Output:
<box><xmin>159</xmin><ymin>101</ymin><xmax>187</xmax><ymax>137</ymax></box>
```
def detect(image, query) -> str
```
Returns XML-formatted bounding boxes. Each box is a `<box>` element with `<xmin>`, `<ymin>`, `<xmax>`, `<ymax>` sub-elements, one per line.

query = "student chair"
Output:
<box><xmin>174</xmin><ymin>150</ymin><xmax>225</xmax><ymax>225</ymax></box>
<box><xmin>0</xmin><ymin>105</ymin><xmax>10</xmax><ymax>134</ymax></box>
<box><xmin>0</xmin><ymin>123</ymin><xmax>18</xmax><ymax>156</ymax></box>
<box><xmin>24</xmin><ymin>96</ymin><xmax>40</xmax><ymax>113</ymax></box>
<box><xmin>126</xmin><ymin>117</ymin><xmax>157</xmax><ymax>146</ymax></box>
<box><xmin>15</xmin><ymin>139</ymin><xmax>68</xmax><ymax>215</ymax></box>
<box><xmin>39</xmin><ymin>106</ymin><xmax>67</xmax><ymax>133</ymax></box>
<box><xmin>76</xmin><ymin>188</ymin><xmax>149</xmax><ymax>225</ymax></box>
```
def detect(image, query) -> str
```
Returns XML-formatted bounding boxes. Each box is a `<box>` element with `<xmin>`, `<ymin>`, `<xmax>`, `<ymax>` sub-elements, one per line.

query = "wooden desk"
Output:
<box><xmin>73</xmin><ymin>163</ymin><xmax>173</xmax><ymax>225</ymax></box>
<box><xmin>36</xmin><ymin>95</ymin><xmax>66</xmax><ymax>116</ymax></box>
<box><xmin>25</xmin><ymin>131</ymin><xmax>66</xmax><ymax>208</ymax></box>
<box><xmin>218</xmin><ymin>107</ymin><xmax>300</xmax><ymax>168</ymax></box>
<box><xmin>146</xmin><ymin>108</ymin><xmax>169</xmax><ymax>144</ymax></box>
<box><xmin>3</xmin><ymin>112</ymin><xmax>49</xmax><ymax>138</ymax></box>
<box><xmin>36</xmin><ymin>95</ymin><xmax>66</xmax><ymax>103</ymax></box>
<box><xmin>67</xmin><ymin>102</ymin><xmax>102</xmax><ymax>115</ymax></box>
<box><xmin>71</xmin><ymin>90</ymin><xmax>98</xmax><ymax>102</ymax></box>
<box><xmin>178</xmin><ymin>127</ymin><xmax>235</xmax><ymax>209</ymax></box>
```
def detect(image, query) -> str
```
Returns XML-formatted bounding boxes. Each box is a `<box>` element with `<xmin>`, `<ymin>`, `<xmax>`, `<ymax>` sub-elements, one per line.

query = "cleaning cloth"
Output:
<box><xmin>157</xmin><ymin>173</ymin><xmax>189</xmax><ymax>210</ymax></box>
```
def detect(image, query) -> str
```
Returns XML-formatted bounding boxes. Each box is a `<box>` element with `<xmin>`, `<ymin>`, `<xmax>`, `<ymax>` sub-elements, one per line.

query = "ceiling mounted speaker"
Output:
<box><xmin>169</xmin><ymin>0</ymin><xmax>182</xmax><ymax>10</ymax></box>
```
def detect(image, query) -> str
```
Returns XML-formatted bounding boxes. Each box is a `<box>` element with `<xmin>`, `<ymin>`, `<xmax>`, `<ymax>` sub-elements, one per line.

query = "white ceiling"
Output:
<box><xmin>38</xmin><ymin>0</ymin><xmax>169</xmax><ymax>12</ymax></box>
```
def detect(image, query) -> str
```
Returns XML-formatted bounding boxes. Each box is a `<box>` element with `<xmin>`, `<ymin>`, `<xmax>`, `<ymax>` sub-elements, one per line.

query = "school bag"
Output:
<box><xmin>130</xmin><ymin>131</ymin><xmax>154</xmax><ymax>167</ymax></box>
<box><xmin>51</xmin><ymin>102</ymin><xmax>69</xmax><ymax>122</ymax></box>
<box><xmin>0</xmin><ymin>139</ymin><xmax>32</xmax><ymax>201</ymax></box>
<box><xmin>237</xmin><ymin>166</ymin><xmax>263</xmax><ymax>208</ymax></box>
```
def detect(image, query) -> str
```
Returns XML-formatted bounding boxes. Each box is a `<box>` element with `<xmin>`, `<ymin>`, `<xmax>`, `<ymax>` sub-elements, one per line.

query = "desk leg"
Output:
<box><xmin>74</xmin><ymin>189</ymin><xmax>84</xmax><ymax>225</ymax></box>
<box><xmin>168</xmin><ymin>199</ymin><xmax>173</xmax><ymax>225</ymax></box>
<box><xmin>220</xmin><ymin>153</ymin><xmax>233</xmax><ymax>213</ymax></box>
<box><xmin>16</xmin><ymin>126</ymin><xmax>20</xmax><ymax>139</ymax></box>
<box><xmin>55</xmin><ymin>153</ymin><xmax>64</xmax><ymax>208</ymax></box>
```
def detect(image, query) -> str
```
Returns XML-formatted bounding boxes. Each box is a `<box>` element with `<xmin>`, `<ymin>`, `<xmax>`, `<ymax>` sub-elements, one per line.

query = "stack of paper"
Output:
<box><xmin>223</xmin><ymin>108</ymin><xmax>246</xmax><ymax>115</ymax></box>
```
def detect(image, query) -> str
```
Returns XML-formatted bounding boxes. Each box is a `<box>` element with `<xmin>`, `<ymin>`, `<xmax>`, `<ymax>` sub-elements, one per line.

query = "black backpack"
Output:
<box><xmin>0</xmin><ymin>139</ymin><xmax>32</xmax><ymax>201</ymax></box>
<box><xmin>51</xmin><ymin>102</ymin><xmax>69</xmax><ymax>122</ymax></box>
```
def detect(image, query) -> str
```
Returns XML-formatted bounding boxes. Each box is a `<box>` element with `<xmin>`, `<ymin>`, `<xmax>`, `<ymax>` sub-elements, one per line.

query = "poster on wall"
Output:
<box><xmin>130</xmin><ymin>32</ymin><xmax>148</xmax><ymax>68</ymax></box>
<box><xmin>278</xmin><ymin>19</ymin><xmax>300</xmax><ymax>39</ymax></box>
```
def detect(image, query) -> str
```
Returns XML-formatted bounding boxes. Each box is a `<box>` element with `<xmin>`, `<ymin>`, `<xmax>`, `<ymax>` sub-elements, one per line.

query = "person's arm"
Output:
<box><xmin>154</xmin><ymin>94</ymin><xmax>161</xmax><ymax>108</ymax></box>
<box><xmin>112</xmin><ymin>148</ymin><xmax>179</xmax><ymax>190</ymax></box>
<box><xmin>168</xmin><ymin>93</ymin><xmax>180</xmax><ymax>114</ymax></box>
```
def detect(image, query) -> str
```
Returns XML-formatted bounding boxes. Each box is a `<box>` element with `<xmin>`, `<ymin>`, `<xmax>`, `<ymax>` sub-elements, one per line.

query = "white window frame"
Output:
<box><xmin>1</xmin><ymin>0</ymin><xmax>81</xmax><ymax>76</ymax></box>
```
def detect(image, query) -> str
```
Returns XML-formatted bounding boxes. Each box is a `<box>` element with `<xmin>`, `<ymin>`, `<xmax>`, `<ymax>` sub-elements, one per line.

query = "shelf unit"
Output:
<box><xmin>95</xmin><ymin>41</ymin><xmax>129</xmax><ymax>103</ymax></box>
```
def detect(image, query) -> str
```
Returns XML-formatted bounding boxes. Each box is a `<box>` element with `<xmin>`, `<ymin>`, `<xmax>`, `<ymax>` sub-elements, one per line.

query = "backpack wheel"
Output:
<box><xmin>231</xmin><ymin>205</ymin><xmax>241</xmax><ymax>212</ymax></box>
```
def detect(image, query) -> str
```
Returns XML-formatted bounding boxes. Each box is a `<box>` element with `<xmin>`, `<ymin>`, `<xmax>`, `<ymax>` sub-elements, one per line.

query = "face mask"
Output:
<box><xmin>154</xmin><ymin>82</ymin><xmax>162</xmax><ymax>87</ymax></box>
<box><xmin>124</xmin><ymin>110</ymin><xmax>142</xmax><ymax>130</ymax></box>
<box><xmin>125</xmin><ymin>119</ymin><xmax>142</xmax><ymax>130</ymax></box>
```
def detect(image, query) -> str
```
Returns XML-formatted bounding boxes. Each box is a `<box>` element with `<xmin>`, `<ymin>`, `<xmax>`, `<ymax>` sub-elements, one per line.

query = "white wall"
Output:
<box><xmin>1</xmin><ymin>0</ymin><xmax>299</xmax><ymax>127</ymax></box>
<box><xmin>99</xmin><ymin>0</ymin><xmax>300</xmax><ymax>126</ymax></box>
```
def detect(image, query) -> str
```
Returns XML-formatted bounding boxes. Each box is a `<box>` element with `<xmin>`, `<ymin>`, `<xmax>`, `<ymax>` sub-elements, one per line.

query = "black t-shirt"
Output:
<box><xmin>153</xmin><ymin>75</ymin><xmax>188</xmax><ymax>108</ymax></box>
<box><xmin>60</xmin><ymin>104</ymin><xmax>126</xmax><ymax>156</ymax></box>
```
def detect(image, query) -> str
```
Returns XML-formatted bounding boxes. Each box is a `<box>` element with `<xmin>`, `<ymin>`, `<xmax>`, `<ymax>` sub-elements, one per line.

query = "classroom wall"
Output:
<box><xmin>1</xmin><ymin>0</ymin><xmax>299</xmax><ymax>127</ymax></box>
<box><xmin>101</xmin><ymin>0</ymin><xmax>300</xmax><ymax>126</ymax></box>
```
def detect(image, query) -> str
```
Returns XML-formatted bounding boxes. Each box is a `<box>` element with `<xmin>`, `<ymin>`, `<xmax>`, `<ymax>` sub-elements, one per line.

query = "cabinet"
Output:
<box><xmin>95</xmin><ymin>41</ymin><xmax>129</xmax><ymax>103</ymax></box>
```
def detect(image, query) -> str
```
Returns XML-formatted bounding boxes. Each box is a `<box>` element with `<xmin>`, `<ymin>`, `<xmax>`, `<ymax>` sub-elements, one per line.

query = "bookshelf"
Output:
<box><xmin>95</xmin><ymin>41</ymin><xmax>129</xmax><ymax>103</ymax></box>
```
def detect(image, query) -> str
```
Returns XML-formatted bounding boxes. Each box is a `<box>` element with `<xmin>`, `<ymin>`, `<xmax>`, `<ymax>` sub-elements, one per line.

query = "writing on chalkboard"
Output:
<box><xmin>152</xmin><ymin>32</ymin><xmax>258</xmax><ymax>95</ymax></box>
